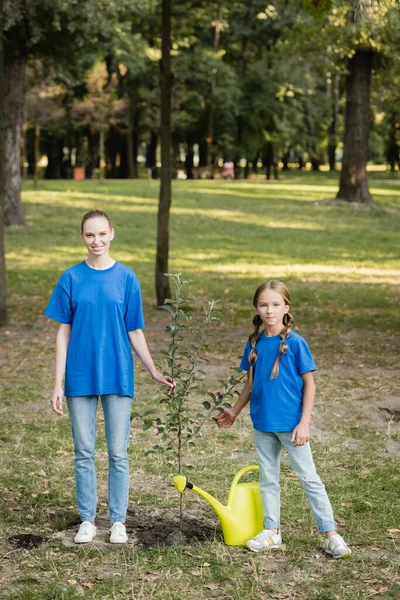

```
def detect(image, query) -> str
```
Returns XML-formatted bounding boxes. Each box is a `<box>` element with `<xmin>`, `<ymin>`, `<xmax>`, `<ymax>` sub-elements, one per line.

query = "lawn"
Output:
<box><xmin>0</xmin><ymin>173</ymin><xmax>399</xmax><ymax>599</ymax></box>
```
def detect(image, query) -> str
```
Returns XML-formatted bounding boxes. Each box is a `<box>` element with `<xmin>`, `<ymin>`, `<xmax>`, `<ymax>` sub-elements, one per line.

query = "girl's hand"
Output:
<box><xmin>216</xmin><ymin>408</ymin><xmax>237</xmax><ymax>428</ymax></box>
<box><xmin>291</xmin><ymin>422</ymin><xmax>310</xmax><ymax>446</ymax></box>
<box><xmin>152</xmin><ymin>371</ymin><xmax>176</xmax><ymax>391</ymax></box>
<box><xmin>51</xmin><ymin>386</ymin><xmax>64</xmax><ymax>416</ymax></box>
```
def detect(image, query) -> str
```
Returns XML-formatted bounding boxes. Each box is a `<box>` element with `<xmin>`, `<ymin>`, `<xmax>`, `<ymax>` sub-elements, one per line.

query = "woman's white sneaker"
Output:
<box><xmin>324</xmin><ymin>534</ymin><xmax>352</xmax><ymax>558</ymax></box>
<box><xmin>74</xmin><ymin>521</ymin><xmax>97</xmax><ymax>544</ymax></box>
<box><xmin>110</xmin><ymin>522</ymin><xmax>128</xmax><ymax>544</ymax></box>
<box><xmin>246</xmin><ymin>529</ymin><xmax>282</xmax><ymax>552</ymax></box>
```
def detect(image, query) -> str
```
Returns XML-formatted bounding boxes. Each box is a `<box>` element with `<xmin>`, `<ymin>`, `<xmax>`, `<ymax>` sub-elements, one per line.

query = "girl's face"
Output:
<box><xmin>81</xmin><ymin>217</ymin><xmax>114</xmax><ymax>258</ymax></box>
<box><xmin>256</xmin><ymin>288</ymin><xmax>289</xmax><ymax>331</ymax></box>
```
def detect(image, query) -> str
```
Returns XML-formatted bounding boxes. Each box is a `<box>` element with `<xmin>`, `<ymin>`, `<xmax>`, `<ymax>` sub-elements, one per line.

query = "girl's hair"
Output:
<box><xmin>81</xmin><ymin>210</ymin><xmax>113</xmax><ymax>233</ymax></box>
<box><xmin>248</xmin><ymin>280</ymin><xmax>294</xmax><ymax>382</ymax></box>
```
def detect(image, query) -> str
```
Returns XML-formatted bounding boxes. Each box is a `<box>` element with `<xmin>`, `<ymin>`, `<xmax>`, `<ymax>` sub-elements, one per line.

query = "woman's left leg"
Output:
<box><xmin>101</xmin><ymin>395</ymin><xmax>132</xmax><ymax>524</ymax></box>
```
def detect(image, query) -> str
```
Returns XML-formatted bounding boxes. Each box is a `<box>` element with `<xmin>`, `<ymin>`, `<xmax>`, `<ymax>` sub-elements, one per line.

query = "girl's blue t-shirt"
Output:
<box><xmin>44</xmin><ymin>261</ymin><xmax>145</xmax><ymax>398</ymax></box>
<box><xmin>240</xmin><ymin>330</ymin><xmax>316</xmax><ymax>432</ymax></box>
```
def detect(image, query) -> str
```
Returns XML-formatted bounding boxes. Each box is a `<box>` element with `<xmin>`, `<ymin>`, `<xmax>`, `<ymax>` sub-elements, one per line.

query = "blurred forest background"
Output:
<box><xmin>2</xmin><ymin>1</ymin><xmax>400</xmax><ymax>219</ymax></box>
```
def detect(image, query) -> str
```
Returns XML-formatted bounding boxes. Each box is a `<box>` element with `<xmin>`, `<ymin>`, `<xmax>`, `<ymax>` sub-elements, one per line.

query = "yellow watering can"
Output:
<box><xmin>173</xmin><ymin>465</ymin><xmax>263</xmax><ymax>546</ymax></box>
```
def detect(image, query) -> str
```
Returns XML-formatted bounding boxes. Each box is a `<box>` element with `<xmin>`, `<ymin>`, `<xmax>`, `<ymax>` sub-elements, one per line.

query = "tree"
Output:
<box><xmin>155</xmin><ymin>0</ymin><xmax>173</xmax><ymax>306</ymax></box>
<box><xmin>0</xmin><ymin>0</ymin><xmax>7</xmax><ymax>324</ymax></box>
<box><xmin>3</xmin><ymin>0</ymin><xmax>132</xmax><ymax>225</ymax></box>
<box><xmin>24</xmin><ymin>66</ymin><xmax>66</xmax><ymax>186</ymax></box>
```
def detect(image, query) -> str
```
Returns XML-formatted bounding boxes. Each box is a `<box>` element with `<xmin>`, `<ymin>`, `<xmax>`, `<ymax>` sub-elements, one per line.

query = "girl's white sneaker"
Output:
<box><xmin>246</xmin><ymin>529</ymin><xmax>282</xmax><ymax>552</ymax></box>
<box><xmin>74</xmin><ymin>521</ymin><xmax>97</xmax><ymax>544</ymax></box>
<box><xmin>324</xmin><ymin>534</ymin><xmax>352</xmax><ymax>558</ymax></box>
<box><xmin>110</xmin><ymin>522</ymin><xmax>128</xmax><ymax>544</ymax></box>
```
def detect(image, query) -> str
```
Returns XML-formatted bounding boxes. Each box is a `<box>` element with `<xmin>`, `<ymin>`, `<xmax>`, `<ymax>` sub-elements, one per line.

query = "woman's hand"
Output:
<box><xmin>152</xmin><ymin>370</ymin><xmax>176</xmax><ymax>391</ymax></box>
<box><xmin>51</xmin><ymin>385</ymin><xmax>64</xmax><ymax>416</ymax></box>
<box><xmin>216</xmin><ymin>408</ymin><xmax>237</xmax><ymax>428</ymax></box>
<box><xmin>291</xmin><ymin>421</ymin><xmax>310</xmax><ymax>446</ymax></box>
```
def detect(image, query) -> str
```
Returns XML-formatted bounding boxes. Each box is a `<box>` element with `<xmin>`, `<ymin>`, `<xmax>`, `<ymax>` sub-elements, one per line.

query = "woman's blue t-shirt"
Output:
<box><xmin>240</xmin><ymin>330</ymin><xmax>316</xmax><ymax>432</ymax></box>
<box><xmin>44</xmin><ymin>261</ymin><xmax>144</xmax><ymax>398</ymax></box>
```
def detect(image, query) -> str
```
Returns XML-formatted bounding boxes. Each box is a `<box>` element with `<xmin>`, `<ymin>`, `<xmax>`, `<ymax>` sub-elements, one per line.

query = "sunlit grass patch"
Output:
<box><xmin>1</xmin><ymin>175</ymin><xmax>399</xmax><ymax>599</ymax></box>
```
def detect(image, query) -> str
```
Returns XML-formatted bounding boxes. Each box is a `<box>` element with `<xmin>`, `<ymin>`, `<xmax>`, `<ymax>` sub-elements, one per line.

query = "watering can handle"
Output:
<box><xmin>227</xmin><ymin>465</ymin><xmax>259</xmax><ymax>504</ymax></box>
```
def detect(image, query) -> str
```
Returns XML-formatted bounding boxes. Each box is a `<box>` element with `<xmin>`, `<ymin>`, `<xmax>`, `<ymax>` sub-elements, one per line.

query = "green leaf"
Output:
<box><xmin>202</xmin><ymin>401</ymin><xmax>211</xmax><ymax>410</ymax></box>
<box><xmin>143</xmin><ymin>409</ymin><xmax>155</xmax><ymax>417</ymax></box>
<box><xmin>160</xmin><ymin>304</ymin><xmax>175</xmax><ymax>314</ymax></box>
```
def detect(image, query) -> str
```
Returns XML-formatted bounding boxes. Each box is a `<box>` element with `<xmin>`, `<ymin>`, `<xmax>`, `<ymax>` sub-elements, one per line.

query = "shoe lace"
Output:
<box><xmin>113</xmin><ymin>523</ymin><xmax>125</xmax><ymax>534</ymax></box>
<box><xmin>80</xmin><ymin>521</ymin><xmax>92</xmax><ymax>534</ymax></box>
<box><xmin>254</xmin><ymin>529</ymin><xmax>274</xmax><ymax>543</ymax></box>
<box><xmin>329</xmin><ymin>535</ymin><xmax>347</xmax><ymax>550</ymax></box>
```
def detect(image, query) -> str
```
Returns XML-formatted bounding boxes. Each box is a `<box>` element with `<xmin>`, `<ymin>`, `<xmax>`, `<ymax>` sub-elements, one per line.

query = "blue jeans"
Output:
<box><xmin>254</xmin><ymin>430</ymin><xmax>336</xmax><ymax>533</ymax></box>
<box><xmin>67</xmin><ymin>395</ymin><xmax>132</xmax><ymax>523</ymax></box>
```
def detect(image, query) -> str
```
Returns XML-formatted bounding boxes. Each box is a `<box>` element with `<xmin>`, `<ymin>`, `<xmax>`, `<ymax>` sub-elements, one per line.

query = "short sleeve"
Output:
<box><xmin>294</xmin><ymin>337</ymin><xmax>316</xmax><ymax>375</ymax></box>
<box><xmin>125</xmin><ymin>273</ymin><xmax>145</xmax><ymax>331</ymax></box>
<box><xmin>44</xmin><ymin>272</ymin><xmax>72</xmax><ymax>324</ymax></box>
<box><xmin>240</xmin><ymin>340</ymin><xmax>252</xmax><ymax>371</ymax></box>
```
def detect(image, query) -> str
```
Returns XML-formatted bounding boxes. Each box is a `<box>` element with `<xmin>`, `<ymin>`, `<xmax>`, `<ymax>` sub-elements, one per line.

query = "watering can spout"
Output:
<box><xmin>173</xmin><ymin>475</ymin><xmax>233</xmax><ymax>525</ymax></box>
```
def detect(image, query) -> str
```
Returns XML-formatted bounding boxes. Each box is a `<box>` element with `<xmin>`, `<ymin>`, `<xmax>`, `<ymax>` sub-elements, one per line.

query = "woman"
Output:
<box><xmin>45</xmin><ymin>210</ymin><xmax>174</xmax><ymax>544</ymax></box>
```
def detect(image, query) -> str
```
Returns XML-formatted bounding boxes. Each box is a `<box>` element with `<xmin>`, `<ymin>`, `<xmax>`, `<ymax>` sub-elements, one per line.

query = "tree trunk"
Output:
<box><xmin>206</xmin><ymin>14</ymin><xmax>221</xmax><ymax>178</ymax></box>
<box><xmin>146</xmin><ymin>131</ymin><xmax>158</xmax><ymax>179</ymax></box>
<box><xmin>132</xmin><ymin>108</ymin><xmax>139</xmax><ymax>179</ymax></box>
<box><xmin>34</xmin><ymin>123</ymin><xmax>40</xmax><ymax>187</ymax></box>
<box><xmin>127</xmin><ymin>96</ymin><xmax>135</xmax><ymax>179</ymax></box>
<box><xmin>185</xmin><ymin>136</ymin><xmax>194</xmax><ymax>179</ymax></box>
<box><xmin>337</xmin><ymin>50</ymin><xmax>373</xmax><ymax>204</ymax></box>
<box><xmin>386</xmin><ymin>112</ymin><xmax>399</xmax><ymax>172</ymax></box>
<box><xmin>4</xmin><ymin>56</ymin><xmax>26</xmax><ymax>226</ymax></box>
<box><xmin>328</xmin><ymin>73</ymin><xmax>340</xmax><ymax>171</ymax></box>
<box><xmin>0</xmin><ymin>0</ymin><xmax>8</xmax><ymax>324</ymax></box>
<box><xmin>21</xmin><ymin>123</ymin><xmax>27</xmax><ymax>180</ymax></box>
<box><xmin>99</xmin><ymin>130</ymin><xmax>105</xmax><ymax>182</ymax></box>
<box><xmin>156</xmin><ymin>0</ymin><xmax>173</xmax><ymax>306</ymax></box>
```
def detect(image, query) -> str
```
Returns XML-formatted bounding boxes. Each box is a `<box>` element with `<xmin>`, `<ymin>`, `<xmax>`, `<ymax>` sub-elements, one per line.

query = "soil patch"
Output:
<box><xmin>8</xmin><ymin>534</ymin><xmax>47</xmax><ymax>549</ymax></box>
<box><xmin>55</xmin><ymin>507</ymin><xmax>218</xmax><ymax>548</ymax></box>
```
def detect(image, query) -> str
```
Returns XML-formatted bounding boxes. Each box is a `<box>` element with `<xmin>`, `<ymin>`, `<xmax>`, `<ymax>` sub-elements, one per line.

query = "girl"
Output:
<box><xmin>216</xmin><ymin>280</ymin><xmax>351</xmax><ymax>558</ymax></box>
<box><xmin>45</xmin><ymin>210</ymin><xmax>174</xmax><ymax>544</ymax></box>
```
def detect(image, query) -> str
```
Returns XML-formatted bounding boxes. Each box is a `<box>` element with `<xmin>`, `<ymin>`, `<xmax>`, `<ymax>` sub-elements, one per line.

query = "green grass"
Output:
<box><xmin>1</xmin><ymin>174</ymin><xmax>399</xmax><ymax>599</ymax></box>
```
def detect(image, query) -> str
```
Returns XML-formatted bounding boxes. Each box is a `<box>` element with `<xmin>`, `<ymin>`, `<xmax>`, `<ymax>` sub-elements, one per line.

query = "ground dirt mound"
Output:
<box><xmin>54</xmin><ymin>507</ymin><xmax>218</xmax><ymax>548</ymax></box>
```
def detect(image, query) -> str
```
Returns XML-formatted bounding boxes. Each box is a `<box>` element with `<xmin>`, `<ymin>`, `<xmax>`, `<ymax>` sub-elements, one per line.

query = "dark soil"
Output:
<box><xmin>8</xmin><ymin>534</ymin><xmax>47</xmax><ymax>549</ymax></box>
<box><xmin>126</xmin><ymin>506</ymin><xmax>219</xmax><ymax>547</ymax></box>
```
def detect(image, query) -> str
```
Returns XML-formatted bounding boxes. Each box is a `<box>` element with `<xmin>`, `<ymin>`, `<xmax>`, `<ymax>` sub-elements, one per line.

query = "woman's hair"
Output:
<box><xmin>248</xmin><ymin>280</ymin><xmax>294</xmax><ymax>381</ymax></box>
<box><xmin>81</xmin><ymin>210</ymin><xmax>113</xmax><ymax>233</ymax></box>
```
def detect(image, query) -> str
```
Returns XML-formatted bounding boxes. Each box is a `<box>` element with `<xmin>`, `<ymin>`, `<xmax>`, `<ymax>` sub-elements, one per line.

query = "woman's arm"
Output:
<box><xmin>51</xmin><ymin>323</ymin><xmax>71</xmax><ymax>415</ymax></box>
<box><xmin>291</xmin><ymin>371</ymin><xmax>316</xmax><ymax>446</ymax></box>
<box><xmin>216</xmin><ymin>380</ymin><xmax>252</xmax><ymax>428</ymax></box>
<box><xmin>128</xmin><ymin>329</ymin><xmax>175</xmax><ymax>389</ymax></box>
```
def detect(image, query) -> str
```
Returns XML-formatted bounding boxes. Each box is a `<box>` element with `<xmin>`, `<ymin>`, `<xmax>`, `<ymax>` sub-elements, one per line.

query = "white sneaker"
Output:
<box><xmin>324</xmin><ymin>534</ymin><xmax>352</xmax><ymax>559</ymax></box>
<box><xmin>110</xmin><ymin>522</ymin><xmax>128</xmax><ymax>544</ymax></box>
<box><xmin>74</xmin><ymin>521</ymin><xmax>97</xmax><ymax>544</ymax></box>
<box><xmin>246</xmin><ymin>529</ymin><xmax>282</xmax><ymax>552</ymax></box>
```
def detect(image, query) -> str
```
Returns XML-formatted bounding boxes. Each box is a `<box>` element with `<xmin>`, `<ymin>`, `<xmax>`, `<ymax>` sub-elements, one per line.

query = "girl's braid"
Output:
<box><xmin>248</xmin><ymin>314</ymin><xmax>263</xmax><ymax>386</ymax></box>
<box><xmin>270</xmin><ymin>312</ymin><xmax>294</xmax><ymax>379</ymax></box>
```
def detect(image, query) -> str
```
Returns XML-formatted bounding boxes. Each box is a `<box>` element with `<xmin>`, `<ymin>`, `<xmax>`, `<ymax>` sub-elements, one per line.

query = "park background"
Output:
<box><xmin>0</xmin><ymin>1</ymin><xmax>400</xmax><ymax>599</ymax></box>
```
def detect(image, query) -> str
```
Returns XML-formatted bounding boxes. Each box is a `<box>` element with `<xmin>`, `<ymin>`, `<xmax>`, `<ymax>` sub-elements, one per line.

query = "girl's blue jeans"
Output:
<box><xmin>254</xmin><ymin>429</ymin><xmax>336</xmax><ymax>534</ymax></box>
<box><xmin>67</xmin><ymin>395</ymin><xmax>132</xmax><ymax>523</ymax></box>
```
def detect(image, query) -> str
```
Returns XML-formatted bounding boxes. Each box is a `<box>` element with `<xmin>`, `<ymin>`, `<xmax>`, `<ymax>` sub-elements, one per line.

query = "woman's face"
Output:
<box><xmin>81</xmin><ymin>217</ymin><xmax>114</xmax><ymax>259</ymax></box>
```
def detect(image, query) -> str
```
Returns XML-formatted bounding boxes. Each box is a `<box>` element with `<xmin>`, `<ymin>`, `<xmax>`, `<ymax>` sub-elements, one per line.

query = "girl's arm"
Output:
<box><xmin>51</xmin><ymin>323</ymin><xmax>71</xmax><ymax>416</ymax></box>
<box><xmin>291</xmin><ymin>371</ymin><xmax>316</xmax><ymax>446</ymax></box>
<box><xmin>216</xmin><ymin>380</ymin><xmax>252</xmax><ymax>428</ymax></box>
<box><xmin>128</xmin><ymin>329</ymin><xmax>175</xmax><ymax>389</ymax></box>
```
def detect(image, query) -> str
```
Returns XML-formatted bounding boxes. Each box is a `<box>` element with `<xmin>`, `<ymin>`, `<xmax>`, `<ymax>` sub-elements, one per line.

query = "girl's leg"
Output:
<box><xmin>279</xmin><ymin>432</ymin><xmax>336</xmax><ymax>533</ymax></box>
<box><xmin>254</xmin><ymin>430</ymin><xmax>282</xmax><ymax>530</ymax></box>
<box><xmin>67</xmin><ymin>396</ymin><xmax>98</xmax><ymax>522</ymax></box>
<box><xmin>101</xmin><ymin>395</ymin><xmax>132</xmax><ymax>523</ymax></box>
